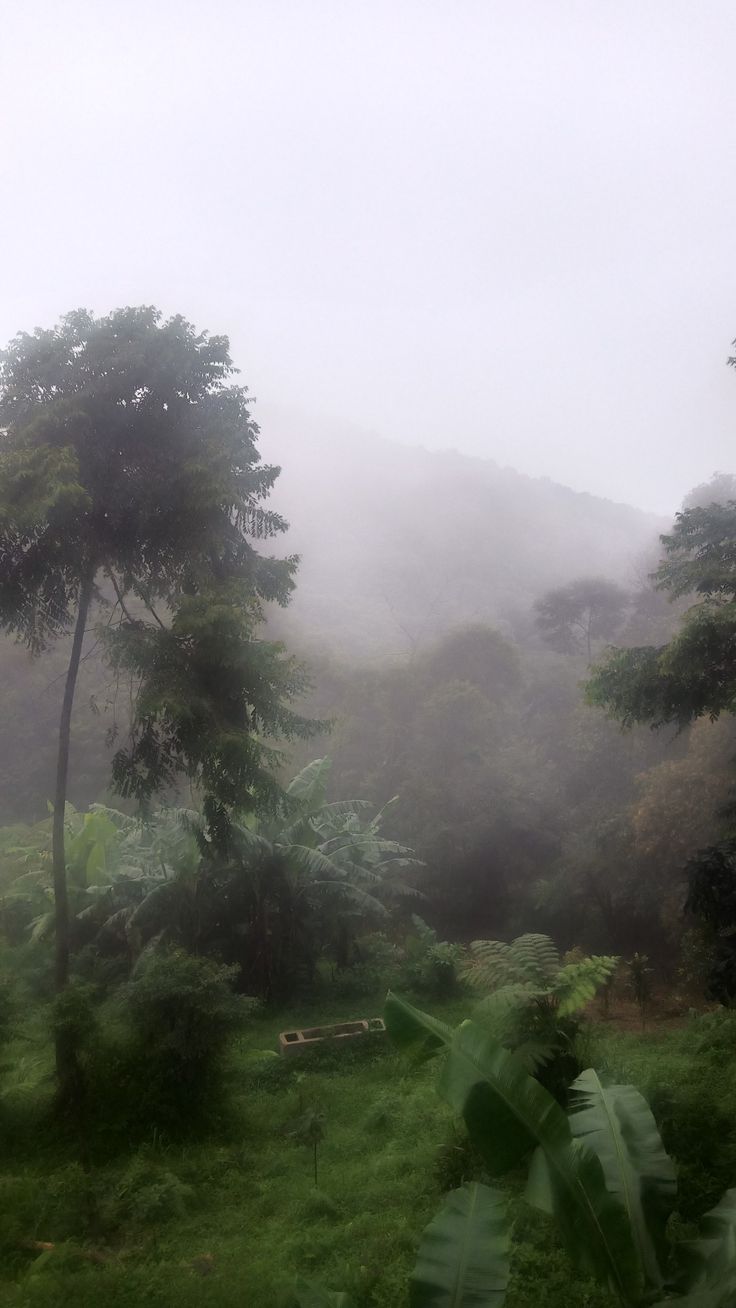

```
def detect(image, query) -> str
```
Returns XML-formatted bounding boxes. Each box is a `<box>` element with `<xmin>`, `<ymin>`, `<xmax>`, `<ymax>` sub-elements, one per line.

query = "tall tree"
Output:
<box><xmin>586</xmin><ymin>347</ymin><xmax>736</xmax><ymax>730</ymax></box>
<box><xmin>585</xmin><ymin>495</ymin><xmax>736</xmax><ymax>729</ymax></box>
<box><xmin>535</xmin><ymin>578</ymin><xmax>629</xmax><ymax>662</ymax></box>
<box><xmin>0</xmin><ymin>306</ymin><xmax>313</xmax><ymax>1098</ymax></box>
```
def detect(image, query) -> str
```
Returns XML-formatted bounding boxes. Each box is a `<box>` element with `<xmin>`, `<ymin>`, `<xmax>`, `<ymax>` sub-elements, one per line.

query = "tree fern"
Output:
<box><xmin>462</xmin><ymin>933</ymin><xmax>560</xmax><ymax>991</ymax></box>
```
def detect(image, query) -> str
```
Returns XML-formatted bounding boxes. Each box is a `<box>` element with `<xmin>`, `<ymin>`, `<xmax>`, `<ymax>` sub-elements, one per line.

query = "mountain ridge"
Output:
<box><xmin>259</xmin><ymin>408</ymin><xmax>668</xmax><ymax>660</ymax></box>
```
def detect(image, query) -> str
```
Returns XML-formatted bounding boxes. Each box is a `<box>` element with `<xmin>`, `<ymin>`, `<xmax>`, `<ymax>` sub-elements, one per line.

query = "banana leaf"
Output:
<box><xmin>569</xmin><ymin>1069</ymin><xmax>676</xmax><ymax>1292</ymax></box>
<box><xmin>439</xmin><ymin>1021</ymin><xmax>641</xmax><ymax>1303</ymax></box>
<box><xmin>411</xmin><ymin>1182</ymin><xmax>510</xmax><ymax>1307</ymax></box>
<box><xmin>384</xmin><ymin>991</ymin><xmax>454</xmax><ymax>1065</ymax></box>
<box><xmin>660</xmin><ymin>1189</ymin><xmax>736</xmax><ymax>1306</ymax></box>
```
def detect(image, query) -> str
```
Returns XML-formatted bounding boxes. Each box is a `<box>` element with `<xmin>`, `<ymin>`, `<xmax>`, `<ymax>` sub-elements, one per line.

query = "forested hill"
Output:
<box><xmin>0</xmin><ymin>412</ymin><xmax>666</xmax><ymax>826</ymax></box>
<box><xmin>259</xmin><ymin>409</ymin><xmax>666</xmax><ymax>659</ymax></box>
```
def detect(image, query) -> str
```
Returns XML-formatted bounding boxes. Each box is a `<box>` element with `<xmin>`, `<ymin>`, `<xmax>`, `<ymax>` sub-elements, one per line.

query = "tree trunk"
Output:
<box><xmin>52</xmin><ymin>570</ymin><xmax>94</xmax><ymax>1099</ymax></box>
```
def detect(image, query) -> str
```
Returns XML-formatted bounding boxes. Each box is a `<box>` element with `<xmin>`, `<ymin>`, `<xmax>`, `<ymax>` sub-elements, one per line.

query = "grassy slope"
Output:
<box><xmin>2</xmin><ymin>997</ymin><xmax>734</xmax><ymax>1308</ymax></box>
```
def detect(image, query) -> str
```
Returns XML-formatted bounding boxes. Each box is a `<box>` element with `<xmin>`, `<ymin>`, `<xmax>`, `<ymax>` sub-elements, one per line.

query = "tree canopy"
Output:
<box><xmin>0</xmin><ymin>306</ymin><xmax>316</xmax><ymax>1095</ymax></box>
<box><xmin>586</xmin><ymin>497</ymin><xmax>736</xmax><ymax>729</ymax></box>
<box><xmin>535</xmin><ymin>577</ymin><xmax>629</xmax><ymax>662</ymax></box>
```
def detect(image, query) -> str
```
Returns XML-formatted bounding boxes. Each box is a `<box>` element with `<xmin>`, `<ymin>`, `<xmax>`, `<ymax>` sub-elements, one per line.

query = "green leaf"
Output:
<box><xmin>665</xmin><ymin>1188</ymin><xmax>736</xmax><ymax>1306</ymax></box>
<box><xmin>462</xmin><ymin>934</ymin><xmax>559</xmax><ymax>992</ymax></box>
<box><xmin>438</xmin><ymin>1020</ymin><xmax>566</xmax><ymax>1176</ymax></box>
<box><xmin>294</xmin><ymin>1278</ymin><xmax>355</xmax><ymax>1307</ymax></box>
<box><xmin>411</xmin><ymin>1182</ymin><xmax>510</xmax><ymax>1307</ymax></box>
<box><xmin>554</xmin><ymin>956</ymin><xmax>619</xmax><ymax>1017</ymax></box>
<box><xmin>569</xmin><ymin>1069</ymin><xmax>676</xmax><ymax>1291</ymax></box>
<box><xmin>438</xmin><ymin>1021</ymin><xmax>640</xmax><ymax>1302</ymax></box>
<box><xmin>384</xmin><ymin>992</ymin><xmax>454</xmax><ymax>1065</ymax></box>
<box><xmin>287</xmin><ymin>758</ymin><xmax>332</xmax><ymax>808</ymax></box>
<box><xmin>278</xmin><ymin>844</ymin><xmax>346</xmax><ymax>886</ymax></box>
<box><xmin>29</xmin><ymin>910</ymin><xmax>54</xmax><ymax>943</ymax></box>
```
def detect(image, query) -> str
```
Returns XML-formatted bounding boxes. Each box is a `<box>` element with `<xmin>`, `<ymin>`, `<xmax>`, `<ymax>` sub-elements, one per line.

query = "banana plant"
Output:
<box><xmin>5</xmin><ymin>803</ymin><xmax>202</xmax><ymax>951</ymax></box>
<box><xmin>385</xmin><ymin>992</ymin><xmax>736</xmax><ymax>1307</ymax></box>
<box><xmin>5</xmin><ymin>804</ymin><xmax>125</xmax><ymax>941</ymax></box>
<box><xmin>221</xmin><ymin>758</ymin><xmax>422</xmax><ymax>993</ymax></box>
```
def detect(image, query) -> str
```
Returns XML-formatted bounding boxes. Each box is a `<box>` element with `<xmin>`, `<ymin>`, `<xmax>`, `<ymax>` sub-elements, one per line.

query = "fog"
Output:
<box><xmin>2</xmin><ymin>0</ymin><xmax>735</xmax><ymax>513</ymax></box>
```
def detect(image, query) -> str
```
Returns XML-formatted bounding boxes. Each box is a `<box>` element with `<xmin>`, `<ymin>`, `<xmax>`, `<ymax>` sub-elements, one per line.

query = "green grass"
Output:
<box><xmin>1</xmin><ymin>997</ymin><xmax>735</xmax><ymax>1306</ymax></box>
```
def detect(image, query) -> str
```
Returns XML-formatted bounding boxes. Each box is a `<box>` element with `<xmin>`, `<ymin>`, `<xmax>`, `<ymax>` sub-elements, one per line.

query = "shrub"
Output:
<box><xmin>81</xmin><ymin>949</ymin><xmax>254</xmax><ymax>1141</ymax></box>
<box><xmin>105</xmin><ymin>1152</ymin><xmax>194</xmax><ymax>1227</ymax></box>
<box><xmin>327</xmin><ymin>932</ymin><xmax>404</xmax><ymax>998</ymax></box>
<box><xmin>400</xmin><ymin>917</ymin><xmax>464</xmax><ymax>997</ymax></box>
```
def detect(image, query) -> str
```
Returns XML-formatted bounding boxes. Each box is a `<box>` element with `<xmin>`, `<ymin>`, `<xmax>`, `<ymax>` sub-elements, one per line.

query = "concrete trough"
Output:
<box><xmin>278</xmin><ymin>1016</ymin><xmax>386</xmax><ymax>1057</ymax></box>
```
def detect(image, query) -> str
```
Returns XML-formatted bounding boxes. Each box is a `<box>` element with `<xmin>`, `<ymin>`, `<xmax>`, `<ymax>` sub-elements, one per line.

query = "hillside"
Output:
<box><xmin>0</xmin><ymin>415</ymin><xmax>667</xmax><ymax>823</ymax></box>
<box><xmin>259</xmin><ymin>409</ymin><xmax>667</xmax><ymax>660</ymax></box>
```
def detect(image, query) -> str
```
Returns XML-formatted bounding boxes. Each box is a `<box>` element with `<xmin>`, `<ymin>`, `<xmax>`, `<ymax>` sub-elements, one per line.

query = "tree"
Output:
<box><xmin>0</xmin><ymin>306</ymin><xmax>312</xmax><ymax>1099</ymax></box>
<box><xmin>585</xmin><ymin>496</ymin><xmax>736</xmax><ymax>730</ymax></box>
<box><xmin>683</xmin><ymin>470</ymin><xmax>736</xmax><ymax>511</ymax></box>
<box><xmin>535</xmin><ymin>577</ymin><xmax>629</xmax><ymax>662</ymax></box>
<box><xmin>585</xmin><ymin>338</ymin><xmax>736</xmax><ymax>727</ymax></box>
<box><xmin>684</xmin><ymin>843</ymin><xmax>736</xmax><ymax>1003</ymax></box>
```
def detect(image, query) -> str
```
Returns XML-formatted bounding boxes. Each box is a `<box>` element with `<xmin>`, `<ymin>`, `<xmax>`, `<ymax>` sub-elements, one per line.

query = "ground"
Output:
<box><xmin>0</xmin><ymin>990</ymin><xmax>733</xmax><ymax>1307</ymax></box>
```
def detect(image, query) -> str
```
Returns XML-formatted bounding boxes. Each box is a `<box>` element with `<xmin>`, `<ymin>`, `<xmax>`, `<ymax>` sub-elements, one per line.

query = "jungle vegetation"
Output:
<box><xmin>1</xmin><ymin>310</ymin><xmax>736</xmax><ymax>1305</ymax></box>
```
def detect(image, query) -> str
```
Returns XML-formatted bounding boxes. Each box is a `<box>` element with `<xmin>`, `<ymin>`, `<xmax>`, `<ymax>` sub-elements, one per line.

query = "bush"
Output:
<box><xmin>104</xmin><ymin>1151</ymin><xmax>194</xmax><ymax>1227</ymax></box>
<box><xmin>82</xmin><ymin>949</ymin><xmax>255</xmax><ymax>1142</ymax></box>
<box><xmin>328</xmin><ymin>932</ymin><xmax>404</xmax><ymax>998</ymax></box>
<box><xmin>399</xmin><ymin>917</ymin><xmax>464</xmax><ymax>997</ymax></box>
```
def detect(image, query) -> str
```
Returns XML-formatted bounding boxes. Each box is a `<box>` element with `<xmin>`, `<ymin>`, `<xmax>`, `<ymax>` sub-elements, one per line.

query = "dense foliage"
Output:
<box><xmin>0</xmin><ymin>306</ymin><xmax>318</xmax><ymax>1096</ymax></box>
<box><xmin>387</xmin><ymin>994</ymin><xmax>736</xmax><ymax>1307</ymax></box>
<box><xmin>1</xmin><ymin>306</ymin><xmax>736</xmax><ymax>1305</ymax></box>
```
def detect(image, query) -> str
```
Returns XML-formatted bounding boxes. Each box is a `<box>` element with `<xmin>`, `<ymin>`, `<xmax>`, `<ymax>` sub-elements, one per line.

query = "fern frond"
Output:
<box><xmin>462</xmin><ymin>939</ymin><xmax>521</xmax><ymax>990</ymax></box>
<box><xmin>508</xmin><ymin>933</ymin><xmax>560</xmax><ymax>983</ymax></box>
<box><xmin>554</xmin><ymin>956</ymin><xmax>619</xmax><ymax>1017</ymax></box>
<box><xmin>463</xmin><ymin>934</ymin><xmax>559</xmax><ymax>991</ymax></box>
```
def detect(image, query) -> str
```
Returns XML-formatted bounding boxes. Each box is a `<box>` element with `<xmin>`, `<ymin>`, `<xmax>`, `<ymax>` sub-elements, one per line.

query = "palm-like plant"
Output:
<box><xmin>3</xmin><ymin>761</ymin><xmax>421</xmax><ymax>996</ymax></box>
<box><xmin>385</xmin><ymin>993</ymin><xmax>736</xmax><ymax>1308</ymax></box>
<box><xmin>5</xmin><ymin>804</ymin><xmax>129</xmax><ymax>942</ymax></box>
<box><xmin>463</xmin><ymin>932</ymin><xmax>618</xmax><ymax>1018</ymax></box>
<box><xmin>5</xmin><ymin>802</ymin><xmax>203</xmax><ymax>956</ymax></box>
<box><xmin>222</xmin><ymin>758</ymin><xmax>422</xmax><ymax>995</ymax></box>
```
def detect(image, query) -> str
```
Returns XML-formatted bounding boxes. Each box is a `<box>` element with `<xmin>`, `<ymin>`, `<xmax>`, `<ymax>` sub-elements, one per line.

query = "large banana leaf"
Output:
<box><xmin>659</xmin><ymin>1189</ymin><xmax>736</xmax><ymax>1307</ymax></box>
<box><xmin>384</xmin><ymin>991</ymin><xmax>454</xmax><ymax>1065</ymax></box>
<box><xmin>286</xmin><ymin>757</ymin><xmax>332</xmax><ymax>807</ymax></box>
<box><xmin>569</xmin><ymin>1069</ymin><xmax>676</xmax><ymax>1292</ymax></box>
<box><xmin>439</xmin><ymin>1021</ymin><xmax>641</xmax><ymax>1303</ymax></box>
<box><xmin>315</xmin><ymin>799</ymin><xmax>373</xmax><ymax>820</ymax></box>
<box><xmin>411</xmin><ymin>1182</ymin><xmax>510</xmax><ymax>1307</ymax></box>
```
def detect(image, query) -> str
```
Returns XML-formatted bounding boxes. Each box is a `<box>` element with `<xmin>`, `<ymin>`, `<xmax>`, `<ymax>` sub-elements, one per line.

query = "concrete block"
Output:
<box><xmin>278</xmin><ymin>1016</ymin><xmax>386</xmax><ymax>1056</ymax></box>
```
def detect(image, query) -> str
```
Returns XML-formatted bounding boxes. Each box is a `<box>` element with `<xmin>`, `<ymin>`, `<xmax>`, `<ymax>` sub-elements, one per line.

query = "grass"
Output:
<box><xmin>1</xmin><ymin>994</ymin><xmax>735</xmax><ymax>1306</ymax></box>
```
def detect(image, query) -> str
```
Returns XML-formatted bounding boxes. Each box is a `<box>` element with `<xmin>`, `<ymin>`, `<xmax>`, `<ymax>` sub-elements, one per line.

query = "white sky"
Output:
<box><xmin>2</xmin><ymin>0</ymin><xmax>735</xmax><ymax>514</ymax></box>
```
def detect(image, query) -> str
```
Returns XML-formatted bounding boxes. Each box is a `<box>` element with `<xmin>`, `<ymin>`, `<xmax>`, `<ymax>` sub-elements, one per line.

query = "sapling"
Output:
<box><xmin>628</xmin><ymin>952</ymin><xmax>653</xmax><ymax>1029</ymax></box>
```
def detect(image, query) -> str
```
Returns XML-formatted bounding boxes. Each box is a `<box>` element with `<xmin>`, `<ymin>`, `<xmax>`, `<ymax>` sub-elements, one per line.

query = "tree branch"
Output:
<box><xmin>107</xmin><ymin>571</ymin><xmax>138</xmax><ymax>625</ymax></box>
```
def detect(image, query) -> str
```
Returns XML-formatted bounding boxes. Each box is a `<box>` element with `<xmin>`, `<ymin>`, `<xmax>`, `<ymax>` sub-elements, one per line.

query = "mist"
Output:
<box><xmin>5</xmin><ymin>9</ymin><xmax>736</xmax><ymax>1303</ymax></box>
<box><xmin>2</xmin><ymin>0</ymin><xmax>736</xmax><ymax>513</ymax></box>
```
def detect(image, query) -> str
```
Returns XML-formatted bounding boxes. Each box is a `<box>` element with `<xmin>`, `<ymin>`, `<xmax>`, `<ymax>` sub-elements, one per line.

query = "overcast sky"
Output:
<box><xmin>2</xmin><ymin>1</ymin><xmax>735</xmax><ymax>514</ymax></box>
